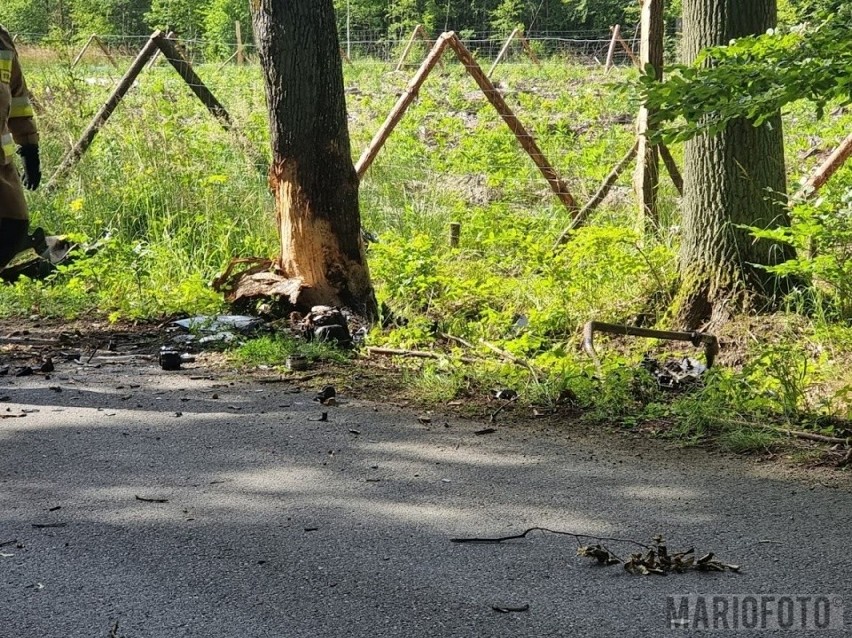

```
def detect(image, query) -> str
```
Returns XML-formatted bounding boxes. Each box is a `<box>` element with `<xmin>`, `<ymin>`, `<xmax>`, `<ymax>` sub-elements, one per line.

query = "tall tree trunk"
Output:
<box><xmin>675</xmin><ymin>0</ymin><xmax>795</xmax><ymax>329</ymax></box>
<box><xmin>251</xmin><ymin>0</ymin><xmax>377</xmax><ymax>318</ymax></box>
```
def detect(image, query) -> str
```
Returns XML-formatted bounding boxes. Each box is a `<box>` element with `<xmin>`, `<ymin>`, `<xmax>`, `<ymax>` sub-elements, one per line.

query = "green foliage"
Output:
<box><xmin>200</xmin><ymin>0</ymin><xmax>251</xmax><ymax>59</ymax></box>
<box><xmin>145</xmin><ymin>0</ymin><xmax>205</xmax><ymax>37</ymax></box>
<box><xmin>750</xmin><ymin>188</ymin><xmax>852</xmax><ymax>319</ymax></box>
<box><xmin>8</xmin><ymin>49</ymin><xmax>851</xmax><ymax>446</ymax></box>
<box><xmin>641</xmin><ymin>5</ymin><xmax>852</xmax><ymax>143</ymax></box>
<box><xmin>232</xmin><ymin>334</ymin><xmax>347</xmax><ymax>367</ymax></box>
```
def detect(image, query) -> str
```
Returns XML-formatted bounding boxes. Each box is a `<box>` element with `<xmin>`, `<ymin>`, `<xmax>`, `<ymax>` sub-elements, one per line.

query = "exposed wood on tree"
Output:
<box><xmin>244</xmin><ymin>0</ymin><xmax>377</xmax><ymax>317</ymax></box>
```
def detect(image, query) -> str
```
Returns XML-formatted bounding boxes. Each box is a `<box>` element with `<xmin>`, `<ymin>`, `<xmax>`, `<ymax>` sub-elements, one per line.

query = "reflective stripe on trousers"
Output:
<box><xmin>0</xmin><ymin>50</ymin><xmax>11</xmax><ymax>84</ymax></box>
<box><xmin>0</xmin><ymin>133</ymin><xmax>14</xmax><ymax>164</ymax></box>
<box><xmin>10</xmin><ymin>95</ymin><xmax>33</xmax><ymax>118</ymax></box>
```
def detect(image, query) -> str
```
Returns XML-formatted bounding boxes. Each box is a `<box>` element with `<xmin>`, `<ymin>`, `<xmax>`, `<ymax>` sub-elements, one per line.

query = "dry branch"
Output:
<box><xmin>366</xmin><ymin>346</ymin><xmax>480</xmax><ymax>364</ymax></box>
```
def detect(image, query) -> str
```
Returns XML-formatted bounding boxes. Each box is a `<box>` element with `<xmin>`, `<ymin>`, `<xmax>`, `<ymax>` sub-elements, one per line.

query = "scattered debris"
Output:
<box><xmin>32</xmin><ymin>522</ymin><xmax>67</xmax><ymax>529</ymax></box>
<box><xmin>309</xmin><ymin>412</ymin><xmax>329</xmax><ymax>422</ymax></box>
<box><xmin>14</xmin><ymin>366</ymin><xmax>33</xmax><ymax>377</ymax></box>
<box><xmin>314</xmin><ymin>385</ymin><xmax>336</xmax><ymax>405</ymax></box>
<box><xmin>489</xmin><ymin>394</ymin><xmax>518</xmax><ymax>423</ymax></box>
<box><xmin>158</xmin><ymin>347</ymin><xmax>195</xmax><ymax>371</ymax></box>
<box><xmin>286</xmin><ymin>354</ymin><xmax>308</xmax><ymax>372</ymax></box>
<box><xmin>492</xmin><ymin>604</ymin><xmax>530</xmax><ymax>613</ymax></box>
<box><xmin>293</xmin><ymin>306</ymin><xmax>353</xmax><ymax>348</ymax></box>
<box><xmin>641</xmin><ymin>356</ymin><xmax>707</xmax><ymax>390</ymax></box>
<box><xmin>39</xmin><ymin>358</ymin><xmax>55</xmax><ymax>373</ymax></box>
<box><xmin>135</xmin><ymin>495</ymin><xmax>169</xmax><ymax>504</ymax></box>
<box><xmin>173</xmin><ymin>315</ymin><xmax>264</xmax><ymax>333</ymax></box>
<box><xmin>417</xmin><ymin>415</ymin><xmax>432</xmax><ymax>424</ymax></box>
<box><xmin>493</xmin><ymin>388</ymin><xmax>518</xmax><ymax>401</ymax></box>
<box><xmin>452</xmin><ymin>528</ymin><xmax>740</xmax><ymax>576</ymax></box>
<box><xmin>615</xmin><ymin>536</ymin><xmax>740</xmax><ymax>575</ymax></box>
<box><xmin>583</xmin><ymin>320</ymin><xmax>718</xmax><ymax>378</ymax></box>
<box><xmin>474</xmin><ymin>427</ymin><xmax>496</xmax><ymax>435</ymax></box>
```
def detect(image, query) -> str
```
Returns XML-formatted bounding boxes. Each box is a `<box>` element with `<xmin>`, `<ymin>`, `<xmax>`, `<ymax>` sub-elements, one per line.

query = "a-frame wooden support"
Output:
<box><xmin>358</xmin><ymin>31</ymin><xmax>577</xmax><ymax>214</ymax></box>
<box><xmin>71</xmin><ymin>34</ymin><xmax>120</xmax><ymax>69</ymax></box>
<box><xmin>47</xmin><ymin>30</ymin><xmax>263</xmax><ymax>190</ymax></box>
<box><xmin>487</xmin><ymin>27</ymin><xmax>540</xmax><ymax>78</ymax></box>
<box><xmin>395</xmin><ymin>24</ymin><xmax>435</xmax><ymax>72</ymax></box>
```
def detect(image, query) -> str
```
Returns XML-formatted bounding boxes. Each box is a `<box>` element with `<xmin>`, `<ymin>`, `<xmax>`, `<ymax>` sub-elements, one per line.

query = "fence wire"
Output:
<box><xmin>13</xmin><ymin>29</ymin><xmax>641</xmax><ymax>67</ymax></box>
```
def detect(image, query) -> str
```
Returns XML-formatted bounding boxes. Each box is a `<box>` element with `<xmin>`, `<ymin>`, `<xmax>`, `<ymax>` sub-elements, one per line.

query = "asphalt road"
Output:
<box><xmin>1</xmin><ymin>360</ymin><xmax>850</xmax><ymax>637</ymax></box>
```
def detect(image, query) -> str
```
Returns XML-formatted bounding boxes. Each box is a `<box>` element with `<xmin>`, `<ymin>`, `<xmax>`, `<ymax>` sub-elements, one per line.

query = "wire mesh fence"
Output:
<box><xmin>12</xmin><ymin>28</ymin><xmax>641</xmax><ymax>68</ymax></box>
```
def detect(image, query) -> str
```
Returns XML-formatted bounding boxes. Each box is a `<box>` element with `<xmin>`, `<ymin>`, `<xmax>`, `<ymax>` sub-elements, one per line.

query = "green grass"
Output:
<box><xmin>231</xmin><ymin>335</ymin><xmax>348</xmax><ymax>368</ymax></box>
<box><xmin>5</xmin><ymin>49</ymin><xmax>852</xmax><ymax>439</ymax></box>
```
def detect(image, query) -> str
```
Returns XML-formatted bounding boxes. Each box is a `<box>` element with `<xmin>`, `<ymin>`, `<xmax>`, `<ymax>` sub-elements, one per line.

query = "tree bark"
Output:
<box><xmin>251</xmin><ymin>0</ymin><xmax>377</xmax><ymax>318</ymax></box>
<box><xmin>675</xmin><ymin>0</ymin><xmax>795</xmax><ymax>329</ymax></box>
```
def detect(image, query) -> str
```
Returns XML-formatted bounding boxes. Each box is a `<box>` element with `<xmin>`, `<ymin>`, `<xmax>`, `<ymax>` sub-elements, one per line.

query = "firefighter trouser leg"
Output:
<box><xmin>0</xmin><ymin>162</ymin><xmax>29</xmax><ymax>268</ymax></box>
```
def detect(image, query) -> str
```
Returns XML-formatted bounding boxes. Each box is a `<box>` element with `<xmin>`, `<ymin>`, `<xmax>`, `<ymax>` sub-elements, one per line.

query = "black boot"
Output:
<box><xmin>0</xmin><ymin>218</ymin><xmax>31</xmax><ymax>270</ymax></box>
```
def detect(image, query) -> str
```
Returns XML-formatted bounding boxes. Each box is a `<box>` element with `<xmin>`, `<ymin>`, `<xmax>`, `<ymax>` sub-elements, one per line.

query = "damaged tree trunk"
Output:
<box><xmin>674</xmin><ymin>0</ymin><xmax>796</xmax><ymax>329</ymax></box>
<box><xmin>249</xmin><ymin>0</ymin><xmax>377</xmax><ymax>318</ymax></box>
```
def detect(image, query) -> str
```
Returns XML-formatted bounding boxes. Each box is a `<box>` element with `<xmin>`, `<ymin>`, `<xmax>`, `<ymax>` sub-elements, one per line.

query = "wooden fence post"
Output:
<box><xmin>487</xmin><ymin>27</ymin><xmax>519</xmax><ymax>78</ymax></box>
<box><xmin>46</xmin><ymin>33</ymin><xmax>161</xmax><ymax>190</ymax></box>
<box><xmin>358</xmin><ymin>32</ymin><xmax>578</xmax><ymax>214</ymax></box>
<box><xmin>447</xmin><ymin>34</ymin><xmax>577</xmax><ymax>212</ymax></box>
<box><xmin>358</xmin><ymin>33</ymin><xmax>452</xmax><ymax>176</ymax></box>
<box><xmin>554</xmin><ymin>141</ymin><xmax>639</xmax><ymax>246</ymax></box>
<box><xmin>449</xmin><ymin>222</ymin><xmax>461</xmax><ymax>248</ymax></box>
<box><xmin>605</xmin><ymin>25</ymin><xmax>620</xmax><ymax>73</ymax></box>
<box><xmin>634</xmin><ymin>0</ymin><xmax>664</xmax><ymax>230</ymax></box>
<box><xmin>395</xmin><ymin>24</ymin><xmax>432</xmax><ymax>71</ymax></box>
<box><xmin>235</xmin><ymin>21</ymin><xmax>245</xmax><ymax>65</ymax></box>
<box><xmin>794</xmin><ymin>133</ymin><xmax>852</xmax><ymax>200</ymax></box>
<box><xmin>71</xmin><ymin>34</ymin><xmax>96</xmax><ymax>68</ymax></box>
<box><xmin>74</xmin><ymin>34</ymin><xmax>119</xmax><ymax>69</ymax></box>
